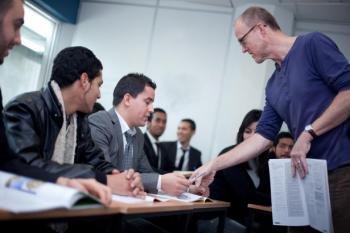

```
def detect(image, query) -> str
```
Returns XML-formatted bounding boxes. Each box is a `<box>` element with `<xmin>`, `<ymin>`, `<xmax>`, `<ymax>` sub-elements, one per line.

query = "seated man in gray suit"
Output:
<box><xmin>89</xmin><ymin>73</ymin><xmax>207</xmax><ymax>195</ymax></box>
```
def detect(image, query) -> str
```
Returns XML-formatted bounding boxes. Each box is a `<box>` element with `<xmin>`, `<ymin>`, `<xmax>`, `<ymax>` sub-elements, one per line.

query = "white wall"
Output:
<box><xmin>59</xmin><ymin>0</ymin><xmax>350</xmax><ymax>163</ymax></box>
<box><xmin>72</xmin><ymin>0</ymin><xmax>237</xmax><ymax>162</ymax></box>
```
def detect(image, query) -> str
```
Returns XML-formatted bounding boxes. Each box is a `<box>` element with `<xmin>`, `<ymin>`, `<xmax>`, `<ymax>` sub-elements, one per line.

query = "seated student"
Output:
<box><xmin>143</xmin><ymin>108</ymin><xmax>167</xmax><ymax>173</ymax></box>
<box><xmin>4</xmin><ymin>46</ymin><xmax>143</xmax><ymax>197</ymax></box>
<box><xmin>89</xmin><ymin>73</ymin><xmax>208</xmax><ymax>233</ymax></box>
<box><xmin>270</xmin><ymin>132</ymin><xmax>294</xmax><ymax>159</ymax></box>
<box><xmin>89</xmin><ymin>73</ymin><xmax>208</xmax><ymax>196</ymax></box>
<box><xmin>209</xmin><ymin>109</ymin><xmax>272</xmax><ymax>232</ymax></box>
<box><xmin>160</xmin><ymin>119</ymin><xmax>202</xmax><ymax>172</ymax></box>
<box><xmin>0</xmin><ymin>0</ymin><xmax>111</xmax><ymax>205</ymax></box>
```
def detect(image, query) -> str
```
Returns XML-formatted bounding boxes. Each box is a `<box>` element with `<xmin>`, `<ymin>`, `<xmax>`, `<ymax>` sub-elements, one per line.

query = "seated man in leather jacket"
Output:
<box><xmin>4</xmin><ymin>46</ymin><xmax>144</xmax><ymax>197</ymax></box>
<box><xmin>0</xmin><ymin>0</ymin><xmax>114</xmax><ymax>206</ymax></box>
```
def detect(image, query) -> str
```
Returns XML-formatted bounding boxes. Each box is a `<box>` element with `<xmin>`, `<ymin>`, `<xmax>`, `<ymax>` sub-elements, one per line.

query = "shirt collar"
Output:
<box><xmin>115</xmin><ymin>109</ymin><xmax>136</xmax><ymax>135</ymax></box>
<box><xmin>177</xmin><ymin>141</ymin><xmax>190</xmax><ymax>151</ymax></box>
<box><xmin>146</xmin><ymin>131</ymin><xmax>158</xmax><ymax>144</ymax></box>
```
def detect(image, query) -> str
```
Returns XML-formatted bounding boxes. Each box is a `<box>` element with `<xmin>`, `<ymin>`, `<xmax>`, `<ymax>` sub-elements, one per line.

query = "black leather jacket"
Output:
<box><xmin>4</xmin><ymin>85</ymin><xmax>114</xmax><ymax>184</ymax></box>
<box><xmin>1</xmin><ymin>88</ymin><xmax>58</xmax><ymax>182</ymax></box>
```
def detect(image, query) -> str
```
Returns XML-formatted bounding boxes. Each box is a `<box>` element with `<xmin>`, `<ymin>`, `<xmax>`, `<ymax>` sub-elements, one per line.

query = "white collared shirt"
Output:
<box><xmin>175</xmin><ymin>141</ymin><xmax>190</xmax><ymax>171</ymax></box>
<box><xmin>115</xmin><ymin>109</ymin><xmax>162</xmax><ymax>191</ymax></box>
<box><xmin>115</xmin><ymin>110</ymin><xmax>133</xmax><ymax>149</ymax></box>
<box><xmin>146</xmin><ymin>131</ymin><xmax>158</xmax><ymax>156</ymax></box>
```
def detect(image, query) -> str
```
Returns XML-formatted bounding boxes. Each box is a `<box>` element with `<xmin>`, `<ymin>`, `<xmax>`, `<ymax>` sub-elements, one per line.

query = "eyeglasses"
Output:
<box><xmin>238</xmin><ymin>24</ymin><xmax>259</xmax><ymax>47</ymax></box>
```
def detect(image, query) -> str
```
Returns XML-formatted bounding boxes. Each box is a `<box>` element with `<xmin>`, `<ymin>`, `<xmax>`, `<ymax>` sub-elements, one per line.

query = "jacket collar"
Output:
<box><xmin>42</xmin><ymin>84</ymin><xmax>63</xmax><ymax>120</ymax></box>
<box><xmin>42</xmin><ymin>83</ymin><xmax>88</xmax><ymax>121</ymax></box>
<box><xmin>108</xmin><ymin>107</ymin><xmax>118</xmax><ymax>124</ymax></box>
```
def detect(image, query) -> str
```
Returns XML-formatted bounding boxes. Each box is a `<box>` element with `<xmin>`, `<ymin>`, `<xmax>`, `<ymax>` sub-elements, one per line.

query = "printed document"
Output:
<box><xmin>269</xmin><ymin>159</ymin><xmax>333</xmax><ymax>233</ymax></box>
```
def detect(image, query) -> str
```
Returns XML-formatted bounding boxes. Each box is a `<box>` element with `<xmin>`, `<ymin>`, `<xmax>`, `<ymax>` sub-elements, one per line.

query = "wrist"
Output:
<box><xmin>210</xmin><ymin>159</ymin><xmax>217</xmax><ymax>172</ymax></box>
<box><xmin>106</xmin><ymin>174</ymin><xmax>112</xmax><ymax>186</ymax></box>
<box><xmin>56</xmin><ymin>177</ymin><xmax>69</xmax><ymax>186</ymax></box>
<box><xmin>304</xmin><ymin>124</ymin><xmax>317</xmax><ymax>139</ymax></box>
<box><xmin>302</xmin><ymin>130</ymin><xmax>314</xmax><ymax>142</ymax></box>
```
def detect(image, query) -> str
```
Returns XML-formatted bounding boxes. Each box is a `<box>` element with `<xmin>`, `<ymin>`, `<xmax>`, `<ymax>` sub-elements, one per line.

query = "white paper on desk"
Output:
<box><xmin>112</xmin><ymin>194</ymin><xmax>154</xmax><ymax>203</ymax></box>
<box><xmin>269</xmin><ymin>159</ymin><xmax>333</xmax><ymax>233</ymax></box>
<box><xmin>149</xmin><ymin>192</ymin><xmax>208</xmax><ymax>203</ymax></box>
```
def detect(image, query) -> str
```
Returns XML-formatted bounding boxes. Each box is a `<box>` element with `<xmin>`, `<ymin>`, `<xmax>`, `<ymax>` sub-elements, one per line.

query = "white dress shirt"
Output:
<box><xmin>175</xmin><ymin>141</ymin><xmax>190</xmax><ymax>171</ymax></box>
<box><xmin>115</xmin><ymin>109</ymin><xmax>162</xmax><ymax>190</ymax></box>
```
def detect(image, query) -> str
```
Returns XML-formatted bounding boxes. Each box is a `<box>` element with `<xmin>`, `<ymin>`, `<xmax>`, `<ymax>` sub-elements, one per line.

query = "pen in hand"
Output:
<box><xmin>189</xmin><ymin>172</ymin><xmax>205</xmax><ymax>185</ymax></box>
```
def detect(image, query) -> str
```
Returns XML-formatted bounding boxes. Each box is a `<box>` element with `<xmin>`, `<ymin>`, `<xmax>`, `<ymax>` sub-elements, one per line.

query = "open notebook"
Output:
<box><xmin>0</xmin><ymin>171</ymin><xmax>103</xmax><ymax>213</ymax></box>
<box><xmin>112</xmin><ymin>192</ymin><xmax>211</xmax><ymax>204</ymax></box>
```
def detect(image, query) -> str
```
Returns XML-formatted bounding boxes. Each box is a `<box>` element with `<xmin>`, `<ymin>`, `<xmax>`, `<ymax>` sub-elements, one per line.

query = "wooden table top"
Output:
<box><xmin>247</xmin><ymin>204</ymin><xmax>272</xmax><ymax>212</ymax></box>
<box><xmin>112</xmin><ymin>200</ymin><xmax>193</xmax><ymax>214</ymax></box>
<box><xmin>0</xmin><ymin>205</ymin><xmax>121</xmax><ymax>221</ymax></box>
<box><xmin>191</xmin><ymin>200</ymin><xmax>230</xmax><ymax>210</ymax></box>
<box><xmin>0</xmin><ymin>199</ymin><xmax>230</xmax><ymax>220</ymax></box>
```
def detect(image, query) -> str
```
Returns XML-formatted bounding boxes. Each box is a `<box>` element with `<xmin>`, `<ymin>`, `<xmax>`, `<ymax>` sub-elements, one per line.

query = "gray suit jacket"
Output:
<box><xmin>88</xmin><ymin>108</ymin><xmax>159</xmax><ymax>193</ymax></box>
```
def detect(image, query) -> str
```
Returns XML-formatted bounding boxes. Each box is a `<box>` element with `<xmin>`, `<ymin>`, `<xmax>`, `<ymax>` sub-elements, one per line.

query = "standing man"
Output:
<box><xmin>161</xmin><ymin>119</ymin><xmax>202</xmax><ymax>172</ymax></box>
<box><xmin>192</xmin><ymin>6</ymin><xmax>350</xmax><ymax>233</ymax></box>
<box><xmin>4</xmin><ymin>45</ymin><xmax>143</xmax><ymax>197</ymax></box>
<box><xmin>0</xmin><ymin>0</ymin><xmax>111</xmax><ymax>204</ymax></box>
<box><xmin>89</xmin><ymin>73</ymin><xmax>193</xmax><ymax>195</ymax></box>
<box><xmin>144</xmin><ymin>107</ymin><xmax>167</xmax><ymax>173</ymax></box>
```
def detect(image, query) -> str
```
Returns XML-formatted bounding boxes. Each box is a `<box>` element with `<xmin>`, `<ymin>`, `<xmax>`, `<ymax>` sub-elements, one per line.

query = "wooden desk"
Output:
<box><xmin>112</xmin><ymin>200</ymin><xmax>193</xmax><ymax>232</ymax></box>
<box><xmin>0</xmin><ymin>205</ymin><xmax>122</xmax><ymax>221</ymax></box>
<box><xmin>247</xmin><ymin>204</ymin><xmax>272</xmax><ymax>212</ymax></box>
<box><xmin>115</xmin><ymin>200</ymin><xmax>193</xmax><ymax>214</ymax></box>
<box><xmin>191</xmin><ymin>201</ymin><xmax>230</xmax><ymax>233</ymax></box>
<box><xmin>0</xmin><ymin>200</ymin><xmax>229</xmax><ymax>233</ymax></box>
<box><xmin>246</xmin><ymin>204</ymin><xmax>272</xmax><ymax>233</ymax></box>
<box><xmin>0</xmin><ymin>201</ymin><xmax>193</xmax><ymax>220</ymax></box>
<box><xmin>114</xmin><ymin>200</ymin><xmax>229</xmax><ymax>233</ymax></box>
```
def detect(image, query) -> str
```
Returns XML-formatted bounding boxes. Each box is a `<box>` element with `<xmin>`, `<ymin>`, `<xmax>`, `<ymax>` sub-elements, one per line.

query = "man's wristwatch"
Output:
<box><xmin>305</xmin><ymin>124</ymin><xmax>317</xmax><ymax>138</ymax></box>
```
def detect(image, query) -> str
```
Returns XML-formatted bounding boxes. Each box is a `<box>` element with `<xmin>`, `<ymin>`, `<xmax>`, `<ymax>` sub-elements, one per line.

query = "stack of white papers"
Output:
<box><xmin>269</xmin><ymin>159</ymin><xmax>333</xmax><ymax>233</ymax></box>
<box><xmin>112</xmin><ymin>194</ymin><xmax>154</xmax><ymax>203</ymax></box>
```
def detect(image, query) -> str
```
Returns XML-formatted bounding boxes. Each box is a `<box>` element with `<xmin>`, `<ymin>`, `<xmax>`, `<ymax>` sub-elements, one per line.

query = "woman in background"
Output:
<box><xmin>209</xmin><ymin>109</ymin><xmax>273</xmax><ymax>233</ymax></box>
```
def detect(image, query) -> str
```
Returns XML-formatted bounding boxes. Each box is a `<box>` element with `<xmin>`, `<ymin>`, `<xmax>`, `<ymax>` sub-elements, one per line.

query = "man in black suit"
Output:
<box><xmin>160</xmin><ymin>118</ymin><xmax>202</xmax><ymax>172</ymax></box>
<box><xmin>143</xmin><ymin>108</ymin><xmax>167</xmax><ymax>173</ymax></box>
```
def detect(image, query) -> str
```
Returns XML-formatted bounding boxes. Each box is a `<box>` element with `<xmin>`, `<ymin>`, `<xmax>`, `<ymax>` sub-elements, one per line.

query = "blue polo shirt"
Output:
<box><xmin>256</xmin><ymin>32</ymin><xmax>350</xmax><ymax>171</ymax></box>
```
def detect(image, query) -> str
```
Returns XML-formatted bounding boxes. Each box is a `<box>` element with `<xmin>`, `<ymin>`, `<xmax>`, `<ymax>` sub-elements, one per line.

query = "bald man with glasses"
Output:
<box><xmin>192</xmin><ymin>6</ymin><xmax>350</xmax><ymax>233</ymax></box>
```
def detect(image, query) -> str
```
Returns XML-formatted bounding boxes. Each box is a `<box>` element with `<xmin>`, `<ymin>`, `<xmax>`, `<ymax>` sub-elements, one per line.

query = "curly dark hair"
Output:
<box><xmin>50</xmin><ymin>46</ymin><xmax>103</xmax><ymax>88</ymax></box>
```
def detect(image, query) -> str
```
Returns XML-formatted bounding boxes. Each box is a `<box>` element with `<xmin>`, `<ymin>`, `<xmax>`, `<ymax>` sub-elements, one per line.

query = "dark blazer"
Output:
<box><xmin>143</xmin><ymin>133</ymin><xmax>165</xmax><ymax>174</ymax></box>
<box><xmin>89</xmin><ymin>108</ymin><xmax>159</xmax><ymax>193</ymax></box>
<box><xmin>209</xmin><ymin>145</ymin><xmax>271</xmax><ymax>225</ymax></box>
<box><xmin>0</xmin><ymin>88</ymin><xmax>58</xmax><ymax>182</ymax></box>
<box><xmin>159</xmin><ymin>141</ymin><xmax>202</xmax><ymax>172</ymax></box>
<box><xmin>143</xmin><ymin>133</ymin><xmax>158</xmax><ymax>170</ymax></box>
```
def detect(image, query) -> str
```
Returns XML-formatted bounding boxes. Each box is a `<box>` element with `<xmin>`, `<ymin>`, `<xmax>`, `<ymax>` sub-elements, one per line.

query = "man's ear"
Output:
<box><xmin>123</xmin><ymin>93</ymin><xmax>132</xmax><ymax>106</ymax></box>
<box><xmin>259</xmin><ymin>24</ymin><xmax>268</xmax><ymax>38</ymax></box>
<box><xmin>191</xmin><ymin>130</ymin><xmax>196</xmax><ymax>137</ymax></box>
<box><xmin>80</xmin><ymin>72</ymin><xmax>90</xmax><ymax>90</ymax></box>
